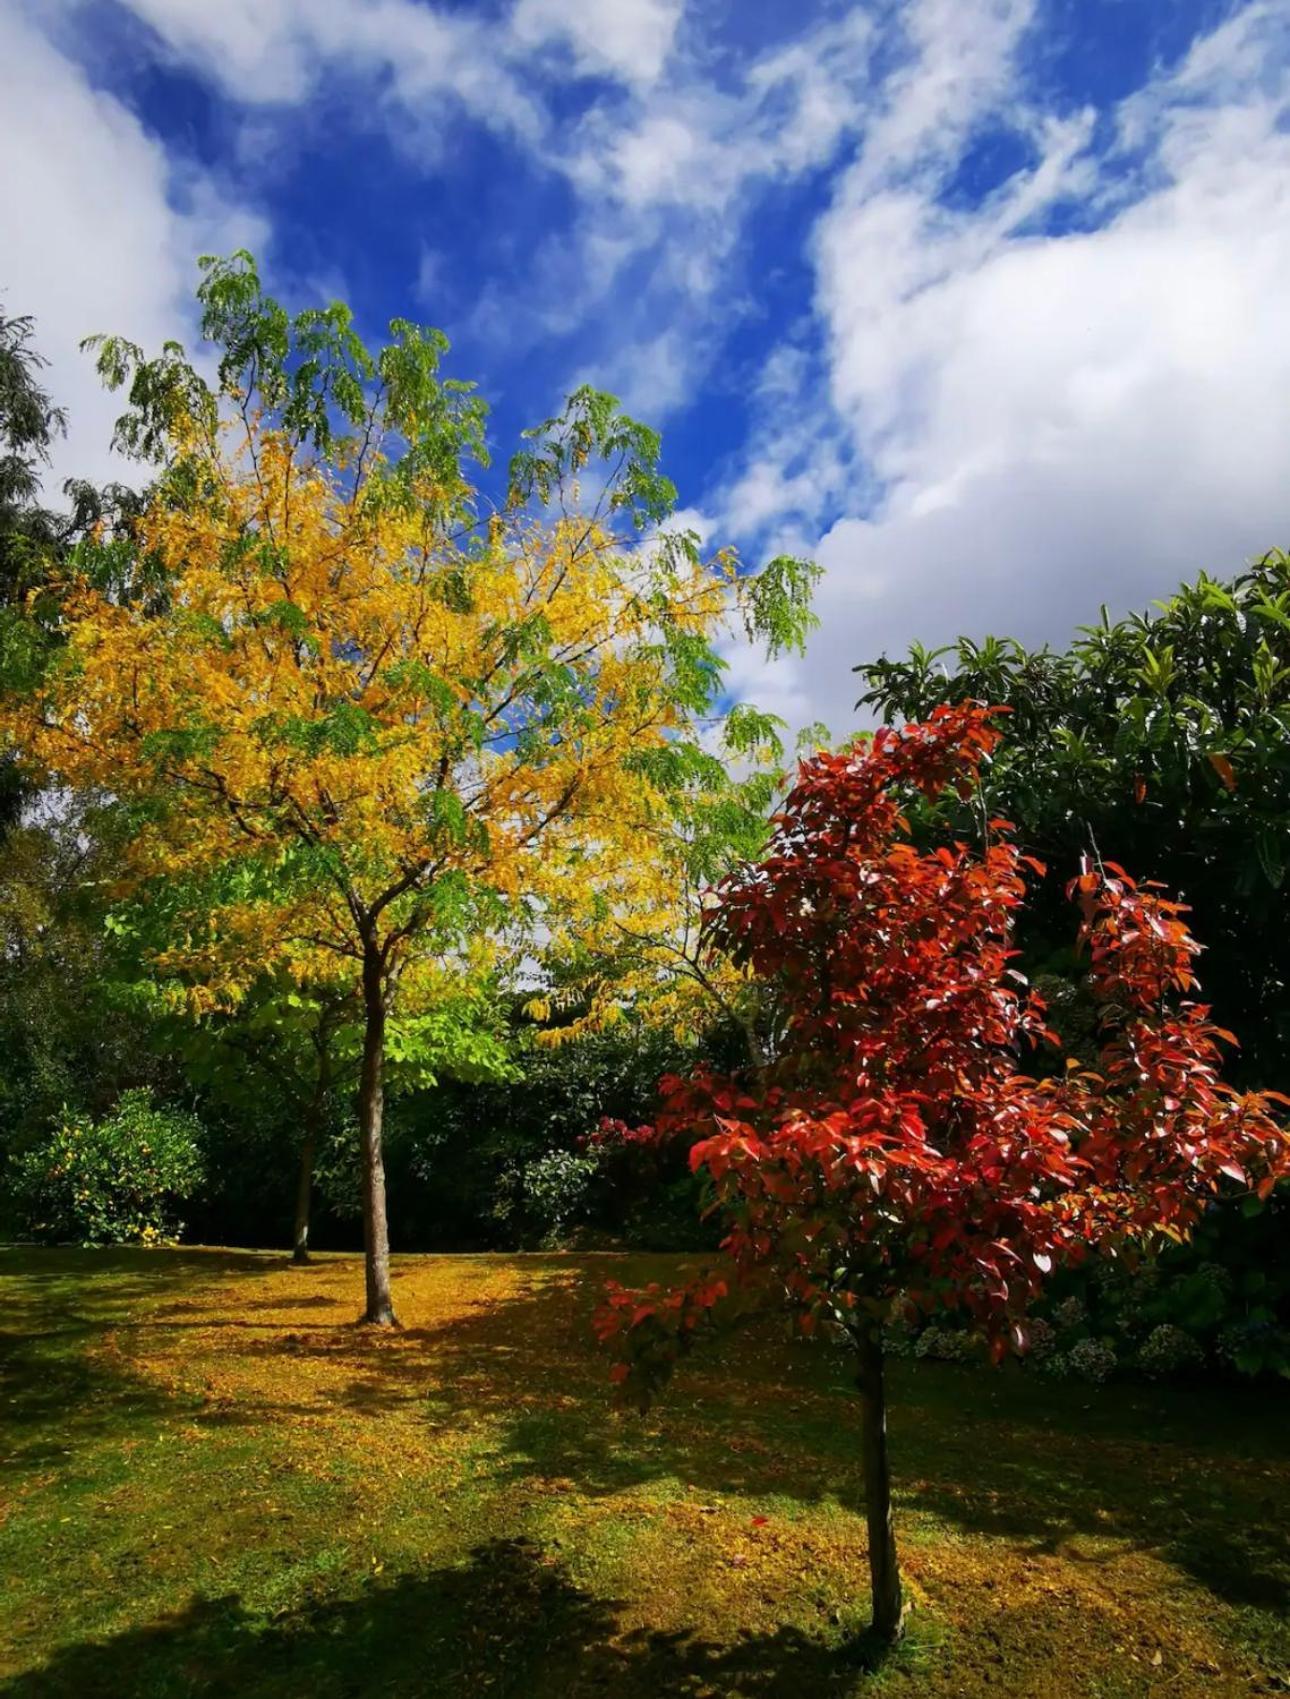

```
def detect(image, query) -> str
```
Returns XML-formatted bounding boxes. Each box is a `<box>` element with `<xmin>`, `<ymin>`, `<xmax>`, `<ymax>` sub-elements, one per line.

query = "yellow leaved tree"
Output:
<box><xmin>0</xmin><ymin>254</ymin><xmax>817</xmax><ymax>1323</ymax></box>
<box><xmin>531</xmin><ymin>703</ymin><xmax>831</xmax><ymax>1065</ymax></box>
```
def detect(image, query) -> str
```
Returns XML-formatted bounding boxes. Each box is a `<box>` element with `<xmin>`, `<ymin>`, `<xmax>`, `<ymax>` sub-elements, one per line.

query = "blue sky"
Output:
<box><xmin>3</xmin><ymin>0</ymin><xmax>1289</xmax><ymax>733</ymax></box>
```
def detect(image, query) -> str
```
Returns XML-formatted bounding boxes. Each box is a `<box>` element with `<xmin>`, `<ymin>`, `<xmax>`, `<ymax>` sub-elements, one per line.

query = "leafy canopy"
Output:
<box><xmin>0</xmin><ymin>252</ymin><xmax>817</xmax><ymax>1013</ymax></box>
<box><xmin>595</xmin><ymin>707</ymin><xmax>1290</xmax><ymax>1406</ymax></box>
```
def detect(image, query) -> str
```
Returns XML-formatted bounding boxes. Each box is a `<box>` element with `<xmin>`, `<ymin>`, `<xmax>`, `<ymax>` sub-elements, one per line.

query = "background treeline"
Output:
<box><xmin>0</xmin><ymin>297</ymin><xmax>1287</xmax><ymax>1378</ymax></box>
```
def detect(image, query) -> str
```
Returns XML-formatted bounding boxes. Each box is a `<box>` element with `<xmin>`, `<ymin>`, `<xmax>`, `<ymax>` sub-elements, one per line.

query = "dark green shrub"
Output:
<box><xmin>492</xmin><ymin>1148</ymin><xmax>600</xmax><ymax>1248</ymax></box>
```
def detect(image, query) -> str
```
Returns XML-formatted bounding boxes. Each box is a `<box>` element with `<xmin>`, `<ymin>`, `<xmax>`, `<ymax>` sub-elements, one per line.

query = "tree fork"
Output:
<box><xmin>857</xmin><ymin>1326</ymin><xmax>905</xmax><ymax>1643</ymax></box>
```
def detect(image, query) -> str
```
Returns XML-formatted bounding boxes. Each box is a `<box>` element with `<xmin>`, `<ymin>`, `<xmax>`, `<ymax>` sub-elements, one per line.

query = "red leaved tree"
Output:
<box><xmin>594</xmin><ymin>705</ymin><xmax>1290</xmax><ymax>1644</ymax></box>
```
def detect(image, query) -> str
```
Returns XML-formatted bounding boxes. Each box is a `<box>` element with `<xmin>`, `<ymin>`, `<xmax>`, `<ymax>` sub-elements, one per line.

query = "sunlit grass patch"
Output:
<box><xmin>1</xmin><ymin>1246</ymin><xmax>1287</xmax><ymax>1697</ymax></box>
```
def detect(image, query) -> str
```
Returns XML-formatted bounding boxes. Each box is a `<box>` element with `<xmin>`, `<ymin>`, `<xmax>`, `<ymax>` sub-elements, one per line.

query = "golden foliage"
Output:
<box><xmin>4</xmin><ymin>418</ymin><xmax>746</xmax><ymax>1008</ymax></box>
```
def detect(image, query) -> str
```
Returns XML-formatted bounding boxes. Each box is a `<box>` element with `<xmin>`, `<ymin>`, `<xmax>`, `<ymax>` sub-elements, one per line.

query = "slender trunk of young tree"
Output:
<box><xmin>290</xmin><ymin>1126</ymin><xmax>317</xmax><ymax>1264</ymax></box>
<box><xmin>357</xmin><ymin>948</ymin><xmax>396</xmax><ymax>1326</ymax></box>
<box><xmin>291</xmin><ymin>1037</ymin><xmax>331</xmax><ymax>1264</ymax></box>
<box><xmin>857</xmin><ymin>1327</ymin><xmax>905</xmax><ymax>1643</ymax></box>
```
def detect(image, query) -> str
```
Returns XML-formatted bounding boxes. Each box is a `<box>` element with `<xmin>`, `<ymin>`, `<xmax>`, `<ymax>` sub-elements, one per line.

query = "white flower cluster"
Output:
<box><xmin>1137</xmin><ymin>1324</ymin><xmax>1203</xmax><ymax>1378</ymax></box>
<box><xmin>1052</xmin><ymin>1295</ymin><xmax>1087</xmax><ymax>1332</ymax></box>
<box><xmin>1067</xmin><ymin>1337</ymin><xmax>1118</xmax><ymax>1384</ymax></box>
<box><xmin>913</xmin><ymin>1327</ymin><xmax>979</xmax><ymax>1364</ymax></box>
<box><xmin>1023</xmin><ymin>1315</ymin><xmax>1057</xmax><ymax>1361</ymax></box>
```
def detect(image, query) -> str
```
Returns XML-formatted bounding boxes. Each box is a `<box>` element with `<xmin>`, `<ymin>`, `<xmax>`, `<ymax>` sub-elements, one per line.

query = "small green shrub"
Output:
<box><xmin>1216</xmin><ymin>1317</ymin><xmax>1290</xmax><ymax>1376</ymax></box>
<box><xmin>494</xmin><ymin>1149</ymin><xmax>599</xmax><ymax>1248</ymax></box>
<box><xmin>14</xmin><ymin>1089</ymin><xmax>204</xmax><ymax>1245</ymax></box>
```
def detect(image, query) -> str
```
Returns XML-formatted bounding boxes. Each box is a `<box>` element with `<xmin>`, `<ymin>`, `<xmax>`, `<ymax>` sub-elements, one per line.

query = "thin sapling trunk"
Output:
<box><xmin>857</xmin><ymin>1327</ymin><xmax>905</xmax><ymax>1643</ymax></box>
<box><xmin>291</xmin><ymin>1126</ymin><xmax>317</xmax><ymax>1264</ymax></box>
<box><xmin>291</xmin><ymin>1030</ymin><xmax>331</xmax><ymax>1264</ymax></box>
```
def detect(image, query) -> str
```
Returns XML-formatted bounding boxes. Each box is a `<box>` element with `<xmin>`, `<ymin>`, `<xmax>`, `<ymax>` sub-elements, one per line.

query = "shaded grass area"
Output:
<box><xmin>1</xmin><ymin>1247</ymin><xmax>1287</xmax><ymax>1697</ymax></box>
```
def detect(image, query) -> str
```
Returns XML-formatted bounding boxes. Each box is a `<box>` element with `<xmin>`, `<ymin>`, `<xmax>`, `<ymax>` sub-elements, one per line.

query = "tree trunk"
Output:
<box><xmin>857</xmin><ymin>1327</ymin><xmax>905</xmax><ymax>1643</ymax></box>
<box><xmin>290</xmin><ymin>1126</ymin><xmax>317</xmax><ymax>1264</ymax></box>
<box><xmin>291</xmin><ymin>1025</ymin><xmax>334</xmax><ymax>1265</ymax></box>
<box><xmin>357</xmin><ymin>949</ymin><xmax>397</xmax><ymax>1326</ymax></box>
<box><xmin>741</xmin><ymin>1011</ymin><xmax>768</xmax><ymax>1071</ymax></box>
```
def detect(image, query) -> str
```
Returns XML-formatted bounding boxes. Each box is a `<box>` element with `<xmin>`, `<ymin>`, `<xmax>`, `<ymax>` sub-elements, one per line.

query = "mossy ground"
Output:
<box><xmin>1</xmin><ymin>1247</ymin><xmax>1286</xmax><ymax>1697</ymax></box>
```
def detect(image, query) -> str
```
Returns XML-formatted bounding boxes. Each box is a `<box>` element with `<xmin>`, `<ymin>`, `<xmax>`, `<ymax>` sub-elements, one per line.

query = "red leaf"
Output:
<box><xmin>1208</xmin><ymin>751</ymin><xmax>1237</xmax><ymax>792</ymax></box>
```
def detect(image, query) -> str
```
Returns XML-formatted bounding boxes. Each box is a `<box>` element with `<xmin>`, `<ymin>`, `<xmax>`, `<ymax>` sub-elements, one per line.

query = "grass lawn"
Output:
<box><xmin>0</xmin><ymin>1247</ymin><xmax>1287</xmax><ymax>1697</ymax></box>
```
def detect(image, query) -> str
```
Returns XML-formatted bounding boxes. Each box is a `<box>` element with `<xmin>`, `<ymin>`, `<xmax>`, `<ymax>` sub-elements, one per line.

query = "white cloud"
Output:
<box><xmin>666</xmin><ymin>505</ymin><xmax>718</xmax><ymax>547</ymax></box>
<box><xmin>578</xmin><ymin>325</ymin><xmax>695</xmax><ymax>423</ymax></box>
<box><xmin>79</xmin><ymin>0</ymin><xmax>545</xmax><ymax>143</ymax></box>
<box><xmin>744</xmin><ymin>9</ymin><xmax>875</xmax><ymax>175</ymax></box>
<box><xmin>39</xmin><ymin>0</ymin><xmax>880</xmax><ymax>439</ymax></box>
<box><xmin>604</xmin><ymin>113</ymin><xmax>709</xmax><ymax>207</ymax></box>
<box><xmin>714</xmin><ymin>1</ymin><xmax>1290</xmax><ymax>738</ymax></box>
<box><xmin>850</xmin><ymin>0</ymin><xmax>1037</xmax><ymax>191</ymax></box>
<box><xmin>90</xmin><ymin>0</ymin><xmax>318</xmax><ymax>103</ymax></box>
<box><xmin>0</xmin><ymin>0</ymin><xmax>267</xmax><ymax>494</ymax></box>
<box><xmin>718</xmin><ymin>639</ymin><xmax>816</xmax><ymax>737</ymax></box>
<box><xmin>569</xmin><ymin>8</ymin><xmax>875</xmax><ymax>212</ymax></box>
<box><xmin>511</xmin><ymin>0</ymin><xmax>682</xmax><ymax>88</ymax></box>
<box><xmin>529</xmin><ymin>9</ymin><xmax>880</xmax><ymax>423</ymax></box>
<box><xmin>413</xmin><ymin>247</ymin><xmax>445</xmax><ymax>310</ymax></box>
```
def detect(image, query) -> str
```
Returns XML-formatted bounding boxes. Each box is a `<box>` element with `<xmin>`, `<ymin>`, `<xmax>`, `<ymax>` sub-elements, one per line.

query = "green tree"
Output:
<box><xmin>142</xmin><ymin>978</ymin><xmax>355</xmax><ymax>1263</ymax></box>
<box><xmin>113</xmin><ymin>891</ymin><xmax>516</xmax><ymax>1263</ymax></box>
<box><xmin>858</xmin><ymin>549</ymin><xmax>1290</xmax><ymax>1088</ymax></box>
<box><xmin>532</xmin><ymin>703</ymin><xmax>826</xmax><ymax>1068</ymax></box>
<box><xmin>0</xmin><ymin>306</ymin><xmax>145</xmax><ymax>838</ymax></box>
<box><xmin>0</xmin><ymin>307</ymin><xmax>67</xmax><ymax>605</ymax></box>
<box><xmin>0</xmin><ymin>308</ymin><xmax>69</xmax><ymax>834</ymax></box>
<box><xmin>0</xmin><ymin>798</ymin><xmax>179</xmax><ymax>1174</ymax></box>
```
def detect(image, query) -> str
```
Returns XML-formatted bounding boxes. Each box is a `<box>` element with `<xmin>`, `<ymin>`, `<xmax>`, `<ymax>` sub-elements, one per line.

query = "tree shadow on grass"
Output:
<box><xmin>0</xmin><ymin>1322</ymin><xmax>177</xmax><ymax>1475</ymax></box>
<box><xmin>873</xmin><ymin>1366</ymin><xmax>1288</xmax><ymax>1621</ymax></box>
<box><xmin>0</xmin><ymin>1248</ymin><xmax>281</xmax><ymax>1285</ymax></box>
<box><xmin>2</xmin><ymin>1537</ymin><xmax>907</xmax><ymax>1699</ymax></box>
<box><xmin>221</xmin><ymin>1255</ymin><xmax>1290</xmax><ymax>1624</ymax></box>
<box><xmin>238</xmin><ymin>1294</ymin><xmax>344</xmax><ymax>1312</ymax></box>
<box><xmin>217</xmin><ymin>1257</ymin><xmax>860</xmax><ymax>1503</ymax></box>
<box><xmin>0</xmin><ymin>1248</ymin><xmax>281</xmax><ymax>1475</ymax></box>
<box><xmin>17</xmin><ymin>1247</ymin><xmax>1284</xmax><ymax>1636</ymax></box>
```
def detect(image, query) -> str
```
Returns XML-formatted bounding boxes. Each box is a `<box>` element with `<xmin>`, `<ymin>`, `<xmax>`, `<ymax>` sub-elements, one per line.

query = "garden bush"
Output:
<box><xmin>493</xmin><ymin>1148</ymin><xmax>600</xmax><ymax>1248</ymax></box>
<box><xmin>14</xmin><ymin>1088</ymin><xmax>204</xmax><ymax>1245</ymax></box>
